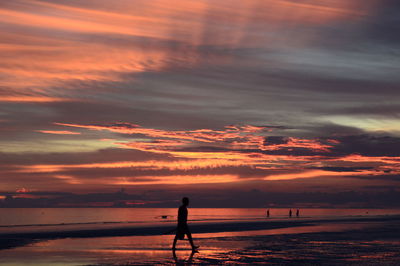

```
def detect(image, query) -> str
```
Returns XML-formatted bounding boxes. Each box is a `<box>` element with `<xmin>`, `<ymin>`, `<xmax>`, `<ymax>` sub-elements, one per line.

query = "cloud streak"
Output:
<box><xmin>0</xmin><ymin>121</ymin><xmax>395</xmax><ymax>190</ymax></box>
<box><xmin>1</xmin><ymin>0</ymin><xmax>399</xmax><ymax>206</ymax></box>
<box><xmin>36</xmin><ymin>130</ymin><xmax>81</xmax><ymax>135</ymax></box>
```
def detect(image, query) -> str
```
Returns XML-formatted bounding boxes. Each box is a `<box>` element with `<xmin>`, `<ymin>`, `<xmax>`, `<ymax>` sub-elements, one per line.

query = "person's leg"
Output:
<box><xmin>172</xmin><ymin>234</ymin><xmax>178</xmax><ymax>250</ymax></box>
<box><xmin>172</xmin><ymin>249</ymin><xmax>178</xmax><ymax>262</ymax></box>
<box><xmin>186</xmin><ymin>231</ymin><xmax>198</xmax><ymax>250</ymax></box>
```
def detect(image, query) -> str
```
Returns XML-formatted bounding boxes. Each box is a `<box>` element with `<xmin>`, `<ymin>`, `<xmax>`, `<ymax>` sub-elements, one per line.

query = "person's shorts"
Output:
<box><xmin>176</xmin><ymin>225</ymin><xmax>189</xmax><ymax>240</ymax></box>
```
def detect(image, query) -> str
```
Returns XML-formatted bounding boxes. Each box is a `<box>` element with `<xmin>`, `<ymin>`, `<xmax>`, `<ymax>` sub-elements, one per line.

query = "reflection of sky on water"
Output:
<box><xmin>2</xmin><ymin>208</ymin><xmax>400</xmax><ymax>227</ymax></box>
<box><xmin>0</xmin><ymin>222</ymin><xmax>380</xmax><ymax>265</ymax></box>
<box><xmin>196</xmin><ymin>222</ymin><xmax>375</xmax><ymax>238</ymax></box>
<box><xmin>0</xmin><ymin>234</ymin><xmax>239</xmax><ymax>265</ymax></box>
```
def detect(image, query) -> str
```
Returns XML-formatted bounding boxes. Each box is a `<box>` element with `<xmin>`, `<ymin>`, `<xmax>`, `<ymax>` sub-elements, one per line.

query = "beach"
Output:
<box><xmin>2</xmin><ymin>0</ymin><xmax>400</xmax><ymax>264</ymax></box>
<box><xmin>1</xmin><ymin>212</ymin><xmax>400</xmax><ymax>265</ymax></box>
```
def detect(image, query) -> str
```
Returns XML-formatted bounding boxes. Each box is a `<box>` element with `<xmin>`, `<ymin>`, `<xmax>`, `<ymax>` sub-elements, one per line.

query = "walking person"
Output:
<box><xmin>172</xmin><ymin>197</ymin><xmax>199</xmax><ymax>251</ymax></box>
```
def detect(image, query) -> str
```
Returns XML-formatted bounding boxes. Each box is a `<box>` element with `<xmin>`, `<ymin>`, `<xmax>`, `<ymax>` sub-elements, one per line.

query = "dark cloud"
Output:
<box><xmin>364</xmin><ymin>0</ymin><xmax>400</xmax><ymax>44</ymax></box>
<box><xmin>301</xmin><ymin>123</ymin><xmax>365</xmax><ymax>137</ymax></box>
<box><xmin>3</xmin><ymin>186</ymin><xmax>400</xmax><ymax>208</ymax></box>
<box><xmin>259</xmin><ymin>134</ymin><xmax>400</xmax><ymax>158</ymax></box>
<box><xmin>331</xmin><ymin>134</ymin><xmax>400</xmax><ymax>157</ymax></box>
<box><xmin>330</xmin><ymin>104</ymin><xmax>400</xmax><ymax>117</ymax></box>
<box><xmin>264</xmin><ymin>136</ymin><xmax>289</xmax><ymax>145</ymax></box>
<box><xmin>0</xmin><ymin>190</ymin><xmax>143</xmax><ymax>208</ymax></box>
<box><xmin>346</xmin><ymin>174</ymin><xmax>400</xmax><ymax>182</ymax></box>
<box><xmin>309</xmin><ymin>167</ymin><xmax>375</xmax><ymax>172</ymax></box>
<box><xmin>0</xmin><ymin>148</ymin><xmax>172</xmax><ymax>166</ymax></box>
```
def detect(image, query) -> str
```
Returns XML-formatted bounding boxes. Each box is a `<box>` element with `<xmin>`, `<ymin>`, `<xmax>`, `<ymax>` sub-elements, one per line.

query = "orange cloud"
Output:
<box><xmin>265</xmin><ymin>169</ymin><xmax>377</xmax><ymax>181</ymax></box>
<box><xmin>43</xmin><ymin>121</ymin><xmax>400</xmax><ymax>184</ymax></box>
<box><xmin>37</xmin><ymin>130</ymin><xmax>81</xmax><ymax>135</ymax></box>
<box><xmin>0</xmin><ymin>96</ymin><xmax>70</xmax><ymax>102</ymax></box>
<box><xmin>108</xmin><ymin>174</ymin><xmax>240</xmax><ymax>185</ymax></box>
<box><xmin>56</xmin><ymin>122</ymin><xmax>333</xmax><ymax>159</ymax></box>
<box><xmin>262</xmin><ymin>137</ymin><xmax>333</xmax><ymax>152</ymax></box>
<box><xmin>17</xmin><ymin>159</ymin><xmax>246</xmax><ymax>173</ymax></box>
<box><xmin>16</xmin><ymin>187</ymin><xmax>30</xmax><ymax>193</ymax></box>
<box><xmin>54</xmin><ymin>122</ymin><xmax>266</xmax><ymax>143</ymax></box>
<box><xmin>335</xmin><ymin>154</ymin><xmax>400</xmax><ymax>164</ymax></box>
<box><xmin>54</xmin><ymin>175</ymin><xmax>82</xmax><ymax>185</ymax></box>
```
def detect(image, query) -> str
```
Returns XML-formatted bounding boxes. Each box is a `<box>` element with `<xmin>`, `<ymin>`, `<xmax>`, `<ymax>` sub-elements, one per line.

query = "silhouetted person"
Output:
<box><xmin>289</xmin><ymin>209</ymin><xmax>292</xmax><ymax>218</ymax></box>
<box><xmin>172</xmin><ymin>197</ymin><xmax>198</xmax><ymax>251</ymax></box>
<box><xmin>266</xmin><ymin>209</ymin><xmax>270</xmax><ymax>218</ymax></box>
<box><xmin>296</xmin><ymin>209</ymin><xmax>299</xmax><ymax>217</ymax></box>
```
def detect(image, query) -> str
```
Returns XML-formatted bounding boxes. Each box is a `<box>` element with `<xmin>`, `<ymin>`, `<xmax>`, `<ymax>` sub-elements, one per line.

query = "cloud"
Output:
<box><xmin>330</xmin><ymin>134</ymin><xmax>400</xmax><ymax>157</ymax></box>
<box><xmin>309</xmin><ymin>166</ymin><xmax>375</xmax><ymax>172</ymax></box>
<box><xmin>0</xmin><ymin>96</ymin><xmax>72</xmax><ymax>103</ymax></box>
<box><xmin>55</xmin><ymin>122</ymin><xmax>271</xmax><ymax>144</ymax></box>
<box><xmin>1</xmin><ymin>0</ymin><xmax>400</xmax><ymax>205</ymax></box>
<box><xmin>2</xmin><ymin>184</ymin><xmax>400</xmax><ymax>208</ymax></box>
<box><xmin>36</xmin><ymin>130</ymin><xmax>81</xmax><ymax>135</ymax></box>
<box><xmin>0</xmin><ymin>121</ymin><xmax>395</xmax><ymax>191</ymax></box>
<box><xmin>264</xmin><ymin>136</ymin><xmax>289</xmax><ymax>145</ymax></box>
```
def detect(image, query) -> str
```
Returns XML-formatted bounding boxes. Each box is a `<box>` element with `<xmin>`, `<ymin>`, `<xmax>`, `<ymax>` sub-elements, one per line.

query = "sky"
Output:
<box><xmin>1</xmin><ymin>0</ymin><xmax>400</xmax><ymax>207</ymax></box>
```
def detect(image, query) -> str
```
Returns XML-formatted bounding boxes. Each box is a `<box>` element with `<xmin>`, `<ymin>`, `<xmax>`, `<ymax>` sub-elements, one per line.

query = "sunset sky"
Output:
<box><xmin>1</xmin><ymin>0</ymin><xmax>399</xmax><ymax>207</ymax></box>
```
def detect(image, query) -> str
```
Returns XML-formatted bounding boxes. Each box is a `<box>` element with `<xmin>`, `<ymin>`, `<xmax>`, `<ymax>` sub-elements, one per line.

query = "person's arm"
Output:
<box><xmin>184</xmin><ymin>207</ymin><xmax>188</xmax><ymax>223</ymax></box>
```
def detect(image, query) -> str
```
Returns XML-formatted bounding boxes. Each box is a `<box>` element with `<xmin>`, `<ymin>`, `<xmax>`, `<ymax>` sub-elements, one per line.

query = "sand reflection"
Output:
<box><xmin>196</xmin><ymin>222</ymin><xmax>375</xmax><ymax>238</ymax></box>
<box><xmin>0</xmin><ymin>220</ymin><xmax>379</xmax><ymax>265</ymax></box>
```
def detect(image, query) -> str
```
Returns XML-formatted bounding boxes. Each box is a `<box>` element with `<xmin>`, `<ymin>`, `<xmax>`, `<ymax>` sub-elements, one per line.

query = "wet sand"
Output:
<box><xmin>0</xmin><ymin>215</ymin><xmax>399</xmax><ymax>265</ymax></box>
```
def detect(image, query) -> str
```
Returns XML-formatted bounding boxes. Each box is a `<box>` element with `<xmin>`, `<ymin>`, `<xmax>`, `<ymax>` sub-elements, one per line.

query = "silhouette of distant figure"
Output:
<box><xmin>296</xmin><ymin>209</ymin><xmax>299</xmax><ymax>217</ymax></box>
<box><xmin>172</xmin><ymin>197</ymin><xmax>198</xmax><ymax>251</ymax></box>
<box><xmin>266</xmin><ymin>209</ymin><xmax>270</xmax><ymax>218</ymax></box>
<box><xmin>289</xmin><ymin>209</ymin><xmax>292</xmax><ymax>218</ymax></box>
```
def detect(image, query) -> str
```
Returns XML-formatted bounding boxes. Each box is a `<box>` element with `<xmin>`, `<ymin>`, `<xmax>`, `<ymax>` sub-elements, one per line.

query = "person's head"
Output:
<box><xmin>182</xmin><ymin>197</ymin><xmax>189</xmax><ymax>206</ymax></box>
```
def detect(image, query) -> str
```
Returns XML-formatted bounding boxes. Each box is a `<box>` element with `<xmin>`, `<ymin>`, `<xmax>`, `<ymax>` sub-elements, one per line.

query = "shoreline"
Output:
<box><xmin>1</xmin><ymin>215</ymin><xmax>399</xmax><ymax>250</ymax></box>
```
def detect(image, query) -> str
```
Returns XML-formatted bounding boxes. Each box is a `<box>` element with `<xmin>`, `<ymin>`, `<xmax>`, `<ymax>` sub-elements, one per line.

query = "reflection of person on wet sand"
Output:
<box><xmin>172</xmin><ymin>197</ymin><xmax>199</xmax><ymax>251</ymax></box>
<box><xmin>173</xmin><ymin>249</ymin><xmax>195</xmax><ymax>265</ymax></box>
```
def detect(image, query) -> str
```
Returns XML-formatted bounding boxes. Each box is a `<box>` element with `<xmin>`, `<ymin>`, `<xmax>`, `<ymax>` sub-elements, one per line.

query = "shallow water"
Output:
<box><xmin>1</xmin><ymin>209</ymin><xmax>400</xmax><ymax>265</ymax></box>
<box><xmin>1</xmin><ymin>208</ymin><xmax>399</xmax><ymax>227</ymax></box>
<box><xmin>0</xmin><ymin>220</ymin><xmax>384</xmax><ymax>265</ymax></box>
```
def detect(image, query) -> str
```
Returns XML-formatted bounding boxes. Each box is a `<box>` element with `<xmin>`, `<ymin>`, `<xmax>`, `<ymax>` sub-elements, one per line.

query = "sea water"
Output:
<box><xmin>1</xmin><ymin>208</ymin><xmax>399</xmax><ymax>227</ymax></box>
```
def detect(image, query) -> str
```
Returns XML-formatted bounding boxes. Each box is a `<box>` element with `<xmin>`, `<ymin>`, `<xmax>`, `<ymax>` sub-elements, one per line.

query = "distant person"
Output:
<box><xmin>266</xmin><ymin>209</ymin><xmax>270</xmax><ymax>218</ymax></box>
<box><xmin>296</xmin><ymin>209</ymin><xmax>299</xmax><ymax>217</ymax></box>
<box><xmin>289</xmin><ymin>209</ymin><xmax>292</xmax><ymax>218</ymax></box>
<box><xmin>172</xmin><ymin>197</ymin><xmax>198</xmax><ymax>251</ymax></box>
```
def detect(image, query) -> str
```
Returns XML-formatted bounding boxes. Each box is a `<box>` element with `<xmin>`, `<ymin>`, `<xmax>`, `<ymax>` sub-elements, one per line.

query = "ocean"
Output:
<box><xmin>1</xmin><ymin>208</ymin><xmax>400</xmax><ymax>227</ymax></box>
<box><xmin>1</xmin><ymin>208</ymin><xmax>400</xmax><ymax>265</ymax></box>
